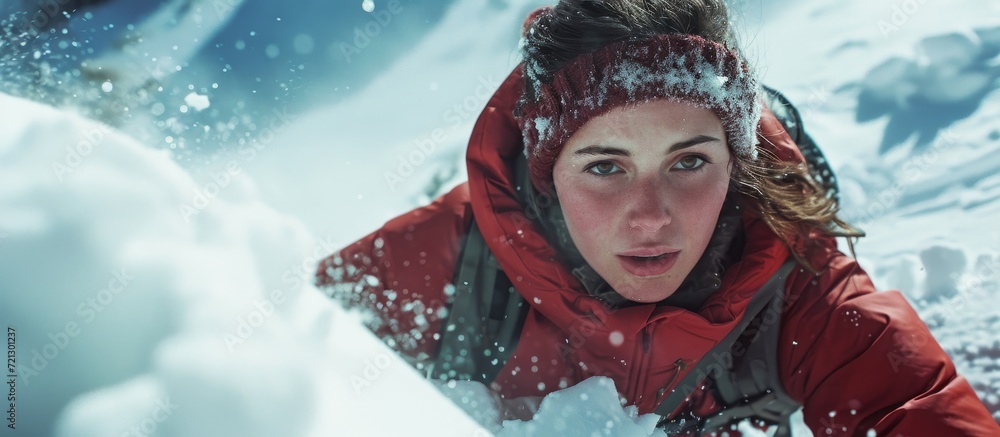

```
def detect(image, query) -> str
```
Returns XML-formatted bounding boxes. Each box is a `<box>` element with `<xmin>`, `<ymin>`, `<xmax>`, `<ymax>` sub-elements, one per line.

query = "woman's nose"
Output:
<box><xmin>626</xmin><ymin>179</ymin><xmax>672</xmax><ymax>232</ymax></box>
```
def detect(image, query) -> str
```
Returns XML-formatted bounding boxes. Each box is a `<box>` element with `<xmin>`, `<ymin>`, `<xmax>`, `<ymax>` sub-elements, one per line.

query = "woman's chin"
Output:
<box><xmin>613</xmin><ymin>280</ymin><xmax>680</xmax><ymax>304</ymax></box>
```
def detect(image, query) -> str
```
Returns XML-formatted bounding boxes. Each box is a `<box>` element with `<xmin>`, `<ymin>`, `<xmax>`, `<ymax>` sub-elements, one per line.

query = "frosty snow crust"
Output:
<box><xmin>516</xmin><ymin>33</ymin><xmax>762</xmax><ymax>193</ymax></box>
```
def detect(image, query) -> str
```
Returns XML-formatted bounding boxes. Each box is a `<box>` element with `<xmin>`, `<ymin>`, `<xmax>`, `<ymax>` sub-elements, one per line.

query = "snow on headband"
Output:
<box><xmin>515</xmin><ymin>33</ymin><xmax>762</xmax><ymax>194</ymax></box>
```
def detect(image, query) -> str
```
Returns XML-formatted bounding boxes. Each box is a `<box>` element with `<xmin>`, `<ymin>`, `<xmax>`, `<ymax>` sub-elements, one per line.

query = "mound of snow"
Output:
<box><xmin>919</xmin><ymin>245</ymin><xmax>968</xmax><ymax>301</ymax></box>
<box><xmin>0</xmin><ymin>92</ymin><xmax>488</xmax><ymax>437</ymax></box>
<box><xmin>497</xmin><ymin>377</ymin><xmax>660</xmax><ymax>437</ymax></box>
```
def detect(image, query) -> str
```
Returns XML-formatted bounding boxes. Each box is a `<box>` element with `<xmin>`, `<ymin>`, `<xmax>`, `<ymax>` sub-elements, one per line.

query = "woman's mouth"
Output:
<box><xmin>616</xmin><ymin>251</ymin><xmax>679</xmax><ymax>277</ymax></box>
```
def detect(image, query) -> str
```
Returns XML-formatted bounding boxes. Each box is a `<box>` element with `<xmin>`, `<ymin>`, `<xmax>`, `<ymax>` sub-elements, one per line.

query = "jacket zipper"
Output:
<box><xmin>632</xmin><ymin>325</ymin><xmax>655</xmax><ymax>405</ymax></box>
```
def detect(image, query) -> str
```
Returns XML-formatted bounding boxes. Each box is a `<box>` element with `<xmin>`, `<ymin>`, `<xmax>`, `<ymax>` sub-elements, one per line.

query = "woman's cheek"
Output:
<box><xmin>560</xmin><ymin>188</ymin><xmax>615</xmax><ymax>244</ymax></box>
<box><xmin>675</xmin><ymin>182</ymin><xmax>720</xmax><ymax>211</ymax></box>
<box><xmin>676</xmin><ymin>168</ymin><xmax>730</xmax><ymax>208</ymax></box>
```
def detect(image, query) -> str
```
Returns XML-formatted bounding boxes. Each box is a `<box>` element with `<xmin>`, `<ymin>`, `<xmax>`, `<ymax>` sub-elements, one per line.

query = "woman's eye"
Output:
<box><xmin>586</xmin><ymin>161</ymin><xmax>621</xmax><ymax>175</ymax></box>
<box><xmin>673</xmin><ymin>155</ymin><xmax>707</xmax><ymax>171</ymax></box>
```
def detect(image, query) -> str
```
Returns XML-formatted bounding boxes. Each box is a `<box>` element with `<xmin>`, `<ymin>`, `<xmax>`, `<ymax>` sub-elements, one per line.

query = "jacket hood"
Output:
<box><xmin>464</xmin><ymin>65</ymin><xmax>800</xmax><ymax>412</ymax></box>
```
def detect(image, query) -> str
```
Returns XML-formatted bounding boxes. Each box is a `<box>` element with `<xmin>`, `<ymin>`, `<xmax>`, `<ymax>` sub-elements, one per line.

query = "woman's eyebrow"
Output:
<box><xmin>573</xmin><ymin>145</ymin><xmax>631</xmax><ymax>157</ymax></box>
<box><xmin>573</xmin><ymin>135</ymin><xmax>722</xmax><ymax>157</ymax></box>
<box><xmin>668</xmin><ymin>135</ymin><xmax>722</xmax><ymax>153</ymax></box>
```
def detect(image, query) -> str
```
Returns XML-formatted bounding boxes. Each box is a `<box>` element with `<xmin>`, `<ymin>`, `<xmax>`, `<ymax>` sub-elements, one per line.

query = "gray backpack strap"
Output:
<box><xmin>701</xmin><ymin>263</ymin><xmax>802</xmax><ymax>436</ymax></box>
<box><xmin>656</xmin><ymin>259</ymin><xmax>798</xmax><ymax>433</ymax></box>
<box><xmin>428</xmin><ymin>220</ymin><xmax>528</xmax><ymax>384</ymax></box>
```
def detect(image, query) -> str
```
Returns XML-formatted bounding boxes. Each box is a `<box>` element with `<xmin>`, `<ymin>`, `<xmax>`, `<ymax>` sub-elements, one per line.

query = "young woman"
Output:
<box><xmin>316</xmin><ymin>0</ymin><xmax>998</xmax><ymax>434</ymax></box>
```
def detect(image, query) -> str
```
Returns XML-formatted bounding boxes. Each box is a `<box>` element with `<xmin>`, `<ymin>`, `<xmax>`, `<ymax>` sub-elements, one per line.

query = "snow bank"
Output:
<box><xmin>0</xmin><ymin>92</ymin><xmax>488</xmax><ymax>437</ymax></box>
<box><xmin>497</xmin><ymin>377</ymin><xmax>660</xmax><ymax>437</ymax></box>
<box><xmin>434</xmin><ymin>377</ymin><xmax>663</xmax><ymax>436</ymax></box>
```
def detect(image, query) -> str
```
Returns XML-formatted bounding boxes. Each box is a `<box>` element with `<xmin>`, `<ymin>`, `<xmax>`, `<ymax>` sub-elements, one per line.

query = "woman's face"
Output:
<box><xmin>552</xmin><ymin>99</ymin><xmax>733</xmax><ymax>303</ymax></box>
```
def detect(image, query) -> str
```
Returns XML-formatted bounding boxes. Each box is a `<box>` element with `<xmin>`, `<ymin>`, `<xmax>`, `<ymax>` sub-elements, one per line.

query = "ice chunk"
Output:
<box><xmin>920</xmin><ymin>245</ymin><xmax>968</xmax><ymax>300</ymax></box>
<box><xmin>498</xmin><ymin>377</ymin><xmax>659</xmax><ymax>437</ymax></box>
<box><xmin>184</xmin><ymin>92</ymin><xmax>211</xmax><ymax>111</ymax></box>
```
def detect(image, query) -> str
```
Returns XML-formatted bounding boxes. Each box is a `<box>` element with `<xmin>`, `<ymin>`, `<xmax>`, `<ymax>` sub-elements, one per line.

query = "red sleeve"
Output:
<box><xmin>315</xmin><ymin>184</ymin><xmax>473</xmax><ymax>365</ymax></box>
<box><xmin>781</xmin><ymin>253</ymin><xmax>999</xmax><ymax>435</ymax></box>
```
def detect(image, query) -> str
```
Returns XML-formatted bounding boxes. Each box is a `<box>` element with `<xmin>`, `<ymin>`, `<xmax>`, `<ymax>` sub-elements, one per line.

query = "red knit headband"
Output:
<box><xmin>514</xmin><ymin>33</ymin><xmax>762</xmax><ymax>194</ymax></box>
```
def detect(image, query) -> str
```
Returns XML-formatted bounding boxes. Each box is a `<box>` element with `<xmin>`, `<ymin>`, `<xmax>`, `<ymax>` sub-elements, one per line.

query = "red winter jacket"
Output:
<box><xmin>316</xmin><ymin>67</ymin><xmax>998</xmax><ymax>435</ymax></box>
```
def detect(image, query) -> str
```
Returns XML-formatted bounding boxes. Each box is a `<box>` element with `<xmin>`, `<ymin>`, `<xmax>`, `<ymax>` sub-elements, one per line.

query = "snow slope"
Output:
<box><xmin>236</xmin><ymin>0</ymin><xmax>548</xmax><ymax>245</ymax></box>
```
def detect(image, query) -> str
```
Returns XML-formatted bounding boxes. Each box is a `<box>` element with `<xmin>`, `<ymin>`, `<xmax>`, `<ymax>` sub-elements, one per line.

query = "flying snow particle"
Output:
<box><xmin>265</xmin><ymin>44</ymin><xmax>280</xmax><ymax>59</ymax></box>
<box><xmin>101</xmin><ymin>81</ymin><xmax>113</xmax><ymax>92</ymax></box>
<box><xmin>184</xmin><ymin>92</ymin><xmax>211</xmax><ymax>111</ymax></box>
<box><xmin>150</xmin><ymin>102</ymin><xmax>165</xmax><ymax>116</ymax></box>
<box><xmin>293</xmin><ymin>34</ymin><xmax>315</xmax><ymax>55</ymax></box>
<box><xmin>362</xmin><ymin>0</ymin><xmax>375</xmax><ymax>12</ymax></box>
<box><xmin>609</xmin><ymin>331</ymin><xmax>624</xmax><ymax>347</ymax></box>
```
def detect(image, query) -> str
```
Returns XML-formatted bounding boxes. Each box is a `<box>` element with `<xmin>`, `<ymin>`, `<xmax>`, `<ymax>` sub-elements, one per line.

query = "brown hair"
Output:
<box><xmin>521</xmin><ymin>0</ymin><xmax>863</xmax><ymax>270</ymax></box>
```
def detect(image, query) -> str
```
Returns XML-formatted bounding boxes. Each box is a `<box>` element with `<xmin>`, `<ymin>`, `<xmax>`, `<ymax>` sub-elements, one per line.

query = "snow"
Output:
<box><xmin>0</xmin><ymin>92</ymin><xmax>488</xmax><ymax>437</ymax></box>
<box><xmin>183</xmin><ymin>92</ymin><xmax>211</xmax><ymax>112</ymax></box>
<box><xmin>1</xmin><ymin>0</ymin><xmax>999</xmax><ymax>435</ymax></box>
<box><xmin>533</xmin><ymin>116</ymin><xmax>552</xmax><ymax>142</ymax></box>
<box><xmin>233</xmin><ymin>0</ymin><xmax>534</xmax><ymax>241</ymax></box>
<box><xmin>497</xmin><ymin>377</ymin><xmax>659</xmax><ymax>437</ymax></box>
<box><xmin>605</xmin><ymin>49</ymin><xmax>760</xmax><ymax>158</ymax></box>
<box><xmin>520</xmin><ymin>36</ymin><xmax>761</xmax><ymax>162</ymax></box>
<box><xmin>859</xmin><ymin>30</ymin><xmax>997</xmax><ymax>112</ymax></box>
<box><xmin>79</xmin><ymin>0</ymin><xmax>247</xmax><ymax>94</ymax></box>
